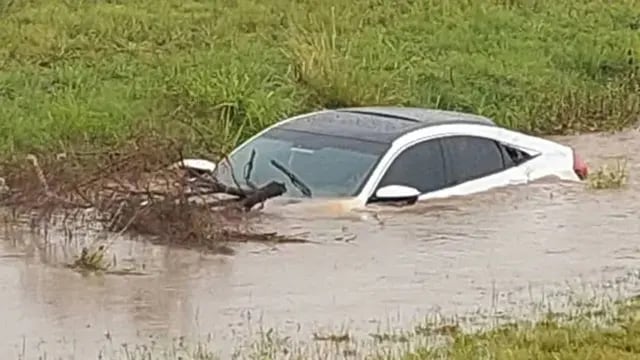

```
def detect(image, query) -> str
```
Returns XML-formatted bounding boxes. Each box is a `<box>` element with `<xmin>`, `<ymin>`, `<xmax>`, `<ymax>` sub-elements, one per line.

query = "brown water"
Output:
<box><xmin>1</xmin><ymin>130</ymin><xmax>639</xmax><ymax>358</ymax></box>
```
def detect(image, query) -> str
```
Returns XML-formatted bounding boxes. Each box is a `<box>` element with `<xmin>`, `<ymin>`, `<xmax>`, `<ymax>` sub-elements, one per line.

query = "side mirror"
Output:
<box><xmin>175</xmin><ymin>158</ymin><xmax>217</xmax><ymax>173</ymax></box>
<box><xmin>374</xmin><ymin>185</ymin><xmax>420</xmax><ymax>201</ymax></box>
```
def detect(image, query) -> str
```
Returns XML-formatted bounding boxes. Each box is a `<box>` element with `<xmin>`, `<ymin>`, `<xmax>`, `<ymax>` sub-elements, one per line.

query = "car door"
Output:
<box><xmin>374</xmin><ymin>138</ymin><xmax>448</xmax><ymax>196</ymax></box>
<box><xmin>429</xmin><ymin>135</ymin><xmax>531</xmax><ymax>199</ymax></box>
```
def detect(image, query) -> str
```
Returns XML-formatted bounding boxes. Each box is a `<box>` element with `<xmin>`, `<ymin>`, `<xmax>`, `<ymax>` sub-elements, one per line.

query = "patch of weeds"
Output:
<box><xmin>282</xmin><ymin>9</ymin><xmax>411</xmax><ymax>109</ymax></box>
<box><xmin>525</xmin><ymin>83</ymin><xmax>640</xmax><ymax>135</ymax></box>
<box><xmin>67</xmin><ymin>244</ymin><xmax>112</xmax><ymax>272</ymax></box>
<box><xmin>97</xmin><ymin>336</ymin><xmax>218</xmax><ymax>360</ymax></box>
<box><xmin>588</xmin><ymin>158</ymin><xmax>629</xmax><ymax>190</ymax></box>
<box><xmin>282</xmin><ymin>10</ymin><xmax>364</xmax><ymax>108</ymax></box>
<box><xmin>415</xmin><ymin>323</ymin><xmax>462</xmax><ymax>337</ymax></box>
<box><xmin>245</xmin><ymin>327</ymin><xmax>295</xmax><ymax>359</ymax></box>
<box><xmin>403</xmin><ymin>297</ymin><xmax>640</xmax><ymax>359</ymax></box>
<box><xmin>312</xmin><ymin>331</ymin><xmax>351</xmax><ymax>343</ymax></box>
<box><xmin>369</xmin><ymin>331</ymin><xmax>411</xmax><ymax>343</ymax></box>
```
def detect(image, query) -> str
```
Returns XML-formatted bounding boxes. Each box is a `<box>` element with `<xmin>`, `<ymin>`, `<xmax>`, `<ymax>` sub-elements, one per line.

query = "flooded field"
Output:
<box><xmin>1</xmin><ymin>129</ymin><xmax>639</xmax><ymax>358</ymax></box>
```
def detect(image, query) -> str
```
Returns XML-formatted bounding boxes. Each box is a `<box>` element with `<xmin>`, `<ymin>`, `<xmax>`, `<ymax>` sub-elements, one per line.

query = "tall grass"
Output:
<box><xmin>1</xmin><ymin>0</ymin><xmax>639</xmax><ymax>156</ymax></box>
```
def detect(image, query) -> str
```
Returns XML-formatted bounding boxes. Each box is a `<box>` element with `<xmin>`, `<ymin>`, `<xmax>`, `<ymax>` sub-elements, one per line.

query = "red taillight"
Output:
<box><xmin>573</xmin><ymin>150</ymin><xmax>589</xmax><ymax>180</ymax></box>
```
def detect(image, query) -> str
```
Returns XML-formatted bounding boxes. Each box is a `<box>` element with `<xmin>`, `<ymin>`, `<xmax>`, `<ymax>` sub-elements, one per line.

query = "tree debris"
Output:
<box><xmin>0</xmin><ymin>135</ymin><xmax>305</xmax><ymax>254</ymax></box>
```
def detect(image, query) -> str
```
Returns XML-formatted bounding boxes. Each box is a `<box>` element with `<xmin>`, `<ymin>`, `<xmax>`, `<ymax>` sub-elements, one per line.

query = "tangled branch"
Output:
<box><xmin>0</xmin><ymin>136</ymin><xmax>298</xmax><ymax>254</ymax></box>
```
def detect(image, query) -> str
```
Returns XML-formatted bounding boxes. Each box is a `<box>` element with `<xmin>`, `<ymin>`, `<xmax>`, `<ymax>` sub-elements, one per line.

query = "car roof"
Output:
<box><xmin>276</xmin><ymin>107</ymin><xmax>497</xmax><ymax>143</ymax></box>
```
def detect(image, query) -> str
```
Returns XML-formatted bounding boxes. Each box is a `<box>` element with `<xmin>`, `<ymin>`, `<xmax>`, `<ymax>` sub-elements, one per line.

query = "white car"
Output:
<box><xmin>179</xmin><ymin>107</ymin><xmax>589</xmax><ymax>208</ymax></box>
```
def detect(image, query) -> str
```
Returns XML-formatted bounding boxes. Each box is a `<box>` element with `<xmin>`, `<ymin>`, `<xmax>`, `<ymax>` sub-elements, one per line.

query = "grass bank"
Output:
<box><xmin>408</xmin><ymin>299</ymin><xmax>640</xmax><ymax>359</ymax></box>
<box><xmin>1</xmin><ymin>0</ymin><xmax>639</xmax><ymax>157</ymax></box>
<box><xmin>30</xmin><ymin>295</ymin><xmax>640</xmax><ymax>359</ymax></box>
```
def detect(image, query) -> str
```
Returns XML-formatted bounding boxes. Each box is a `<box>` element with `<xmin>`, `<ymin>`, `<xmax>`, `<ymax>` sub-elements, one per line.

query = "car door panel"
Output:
<box><xmin>374</xmin><ymin>138</ymin><xmax>448</xmax><ymax>196</ymax></box>
<box><xmin>365</xmin><ymin>124</ymin><xmax>578</xmax><ymax>205</ymax></box>
<box><xmin>417</xmin><ymin>165</ymin><xmax>527</xmax><ymax>201</ymax></box>
<box><xmin>415</xmin><ymin>135</ymin><xmax>528</xmax><ymax>201</ymax></box>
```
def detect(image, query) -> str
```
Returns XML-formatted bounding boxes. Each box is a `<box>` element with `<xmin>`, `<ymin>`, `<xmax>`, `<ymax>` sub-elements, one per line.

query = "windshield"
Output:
<box><xmin>214</xmin><ymin>128</ymin><xmax>390</xmax><ymax>198</ymax></box>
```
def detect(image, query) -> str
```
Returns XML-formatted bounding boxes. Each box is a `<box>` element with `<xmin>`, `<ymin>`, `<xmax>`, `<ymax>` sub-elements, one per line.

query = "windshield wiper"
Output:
<box><xmin>269</xmin><ymin>159</ymin><xmax>312</xmax><ymax>198</ymax></box>
<box><xmin>242</xmin><ymin>149</ymin><xmax>258</xmax><ymax>190</ymax></box>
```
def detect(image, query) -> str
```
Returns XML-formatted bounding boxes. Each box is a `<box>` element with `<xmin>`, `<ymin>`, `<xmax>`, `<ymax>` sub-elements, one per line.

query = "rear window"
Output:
<box><xmin>440</xmin><ymin>135</ymin><xmax>505</xmax><ymax>185</ymax></box>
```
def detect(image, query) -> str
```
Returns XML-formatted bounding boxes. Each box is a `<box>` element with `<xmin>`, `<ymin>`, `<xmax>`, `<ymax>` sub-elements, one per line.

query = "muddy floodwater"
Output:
<box><xmin>1</xmin><ymin>130</ymin><xmax>639</xmax><ymax>358</ymax></box>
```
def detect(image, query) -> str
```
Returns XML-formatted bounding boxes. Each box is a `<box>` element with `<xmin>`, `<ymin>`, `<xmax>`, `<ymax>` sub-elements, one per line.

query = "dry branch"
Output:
<box><xmin>0</xmin><ymin>136</ymin><xmax>301</xmax><ymax>254</ymax></box>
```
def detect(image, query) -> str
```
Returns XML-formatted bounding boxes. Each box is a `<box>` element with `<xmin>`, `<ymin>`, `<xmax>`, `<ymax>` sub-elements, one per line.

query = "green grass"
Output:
<box><xmin>407</xmin><ymin>302</ymin><xmax>640</xmax><ymax>359</ymax></box>
<box><xmin>1</xmin><ymin>0</ymin><xmax>639</xmax><ymax>157</ymax></box>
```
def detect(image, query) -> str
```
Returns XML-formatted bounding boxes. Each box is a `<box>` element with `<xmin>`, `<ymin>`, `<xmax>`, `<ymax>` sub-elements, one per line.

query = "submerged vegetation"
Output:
<box><xmin>68</xmin><ymin>244</ymin><xmax>111</xmax><ymax>272</ymax></box>
<box><xmin>588</xmin><ymin>158</ymin><xmax>629</xmax><ymax>190</ymax></box>
<box><xmin>0</xmin><ymin>0</ymin><xmax>639</xmax><ymax>158</ymax></box>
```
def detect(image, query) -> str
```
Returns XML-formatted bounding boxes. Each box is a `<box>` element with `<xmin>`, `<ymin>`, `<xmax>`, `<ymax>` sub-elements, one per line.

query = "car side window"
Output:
<box><xmin>440</xmin><ymin>135</ymin><xmax>506</xmax><ymax>185</ymax></box>
<box><xmin>376</xmin><ymin>139</ymin><xmax>447</xmax><ymax>194</ymax></box>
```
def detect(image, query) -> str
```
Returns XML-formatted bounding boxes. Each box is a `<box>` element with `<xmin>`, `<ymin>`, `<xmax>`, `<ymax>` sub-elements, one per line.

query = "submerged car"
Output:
<box><xmin>179</xmin><ymin>107</ymin><xmax>589</xmax><ymax>208</ymax></box>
